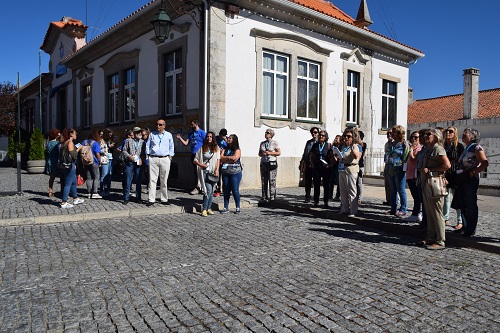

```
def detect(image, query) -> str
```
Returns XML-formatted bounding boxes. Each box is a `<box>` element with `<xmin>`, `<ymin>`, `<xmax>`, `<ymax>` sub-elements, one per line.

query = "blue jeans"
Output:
<box><xmin>222</xmin><ymin>172</ymin><xmax>242</xmax><ymax>209</ymax></box>
<box><xmin>388</xmin><ymin>166</ymin><xmax>407</xmax><ymax>213</ymax></box>
<box><xmin>100</xmin><ymin>162</ymin><xmax>112</xmax><ymax>192</ymax></box>
<box><xmin>61</xmin><ymin>164</ymin><xmax>77</xmax><ymax>202</ymax></box>
<box><xmin>202</xmin><ymin>170</ymin><xmax>215</xmax><ymax>210</ymax></box>
<box><xmin>123</xmin><ymin>162</ymin><xmax>142</xmax><ymax>201</ymax></box>
<box><xmin>457</xmin><ymin>175</ymin><xmax>479</xmax><ymax>236</ymax></box>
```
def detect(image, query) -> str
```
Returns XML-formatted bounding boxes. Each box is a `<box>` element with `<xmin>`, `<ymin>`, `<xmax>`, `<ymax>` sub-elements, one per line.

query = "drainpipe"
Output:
<box><xmin>203</xmin><ymin>0</ymin><xmax>209</xmax><ymax>132</ymax></box>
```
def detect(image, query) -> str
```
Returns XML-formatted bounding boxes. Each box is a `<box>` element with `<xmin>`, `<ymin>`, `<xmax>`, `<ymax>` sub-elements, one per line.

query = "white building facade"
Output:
<box><xmin>21</xmin><ymin>0</ymin><xmax>423</xmax><ymax>189</ymax></box>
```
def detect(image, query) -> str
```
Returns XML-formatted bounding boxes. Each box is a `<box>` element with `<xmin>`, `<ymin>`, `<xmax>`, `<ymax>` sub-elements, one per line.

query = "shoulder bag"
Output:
<box><xmin>205</xmin><ymin>152</ymin><xmax>219</xmax><ymax>183</ymax></box>
<box><xmin>58</xmin><ymin>143</ymin><xmax>73</xmax><ymax>171</ymax></box>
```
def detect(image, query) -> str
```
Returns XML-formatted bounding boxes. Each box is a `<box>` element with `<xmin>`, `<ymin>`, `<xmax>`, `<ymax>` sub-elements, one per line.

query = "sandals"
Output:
<box><xmin>453</xmin><ymin>223</ymin><xmax>463</xmax><ymax>230</ymax></box>
<box><xmin>48</xmin><ymin>191</ymin><xmax>54</xmax><ymax>197</ymax></box>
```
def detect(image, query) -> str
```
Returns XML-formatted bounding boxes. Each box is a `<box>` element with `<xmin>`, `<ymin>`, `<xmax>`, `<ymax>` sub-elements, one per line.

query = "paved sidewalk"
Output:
<box><xmin>1</xmin><ymin>167</ymin><xmax>499</xmax><ymax>254</ymax></box>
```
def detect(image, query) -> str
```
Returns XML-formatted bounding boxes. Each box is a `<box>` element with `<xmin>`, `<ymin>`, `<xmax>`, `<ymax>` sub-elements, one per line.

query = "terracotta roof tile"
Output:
<box><xmin>408</xmin><ymin>88</ymin><xmax>500</xmax><ymax>124</ymax></box>
<box><xmin>291</xmin><ymin>0</ymin><xmax>354</xmax><ymax>24</ymax></box>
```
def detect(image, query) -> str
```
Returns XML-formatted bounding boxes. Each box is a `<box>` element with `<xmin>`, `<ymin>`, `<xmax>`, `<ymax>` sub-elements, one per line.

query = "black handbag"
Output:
<box><xmin>267</xmin><ymin>160</ymin><xmax>278</xmax><ymax>171</ymax></box>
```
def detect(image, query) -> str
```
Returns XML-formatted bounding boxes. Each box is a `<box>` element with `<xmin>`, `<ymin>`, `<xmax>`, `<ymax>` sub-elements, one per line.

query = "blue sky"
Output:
<box><xmin>0</xmin><ymin>0</ymin><xmax>497</xmax><ymax>100</ymax></box>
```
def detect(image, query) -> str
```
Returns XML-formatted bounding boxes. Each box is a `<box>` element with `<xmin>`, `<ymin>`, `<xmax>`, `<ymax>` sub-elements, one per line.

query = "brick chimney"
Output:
<box><xmin>463</xmin><ymin>68</ymin><xmax>479</xmax><ymax>119</ymax></box>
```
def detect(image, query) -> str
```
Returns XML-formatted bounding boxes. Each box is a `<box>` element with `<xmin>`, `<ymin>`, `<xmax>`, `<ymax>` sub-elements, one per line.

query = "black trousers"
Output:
<box><xmin>313</xmin><ymin>167</ymin><xmax>331</xmax><ymax>204</ymax></box>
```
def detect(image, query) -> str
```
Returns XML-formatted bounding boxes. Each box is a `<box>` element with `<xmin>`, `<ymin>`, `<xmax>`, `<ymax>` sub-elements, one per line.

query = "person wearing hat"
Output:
<box><xmin>121</xmin><ymin>127</ymin><xmax>146</xmax><ymax>204</ymax></box>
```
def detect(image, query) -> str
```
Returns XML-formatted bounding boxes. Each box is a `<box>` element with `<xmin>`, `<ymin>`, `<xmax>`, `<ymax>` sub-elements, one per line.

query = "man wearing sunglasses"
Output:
<box><xmin>145</xmin><ymin>119</ymin><xmax>175</xmax><ymax>206</ymax></box>
<box><xmin>300</xmin><ymin>127</ymin><xmax>320</xmax><ymax>203</ymax></box>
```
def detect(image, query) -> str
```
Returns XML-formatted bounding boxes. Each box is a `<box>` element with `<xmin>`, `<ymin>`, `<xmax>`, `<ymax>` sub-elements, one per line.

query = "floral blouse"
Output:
<box><xmin>458</xmin><ymin>143</ymin><xmax>484</xmax><ymax>178</ymax></box>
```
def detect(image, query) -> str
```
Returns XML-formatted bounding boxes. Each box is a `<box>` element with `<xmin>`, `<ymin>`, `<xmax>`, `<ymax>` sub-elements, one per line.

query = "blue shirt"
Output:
<box><xmin>216</xmin><ymin>136</ymin><xmax>227</xmax><ymax>150</ymax></box>
<box><xmin>146</xmin><ymin>130</ymin><xmax>175</xmax><ymax>157</ymax></box>
<box><xmin>188</xmin><ymin>129</ymin><xmax>206</xmax><ymax>154</ymax></box>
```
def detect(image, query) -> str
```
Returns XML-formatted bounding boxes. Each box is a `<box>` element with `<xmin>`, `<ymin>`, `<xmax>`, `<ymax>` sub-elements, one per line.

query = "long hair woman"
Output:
<box><xmin>443</xmin><ymin>126</ymin><xmax>464</xmax><ymax>228</ymax></box>
<box><xmin>193</xmin><ymin>131</ymin><xmax>220</xmax><ymax>216</ymax></box>
<box><xmin>220</xmin><ymin>134</ymin><xmax>242</xmax><ymax>214</ymax></box>
<box><xmin>59</xmin><ymin>128</ymin><xmax>84</xmax><ymax>208</ymax></box>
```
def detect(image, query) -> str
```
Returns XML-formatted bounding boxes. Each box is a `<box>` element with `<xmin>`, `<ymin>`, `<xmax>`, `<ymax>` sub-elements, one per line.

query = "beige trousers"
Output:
<box><xmin>422</xmin><ymin>192</ymin><xmax>446</xmax><ymax>246</ymax></box>
<box><xmin>148</xmin><ymin>156</ymin><xmax>171</xmax><ymax>203</ymax></box>
<box><xmin>339</xmin><ymin>170</ymin><xmax>359</xmax><ymax>215</ymax></box>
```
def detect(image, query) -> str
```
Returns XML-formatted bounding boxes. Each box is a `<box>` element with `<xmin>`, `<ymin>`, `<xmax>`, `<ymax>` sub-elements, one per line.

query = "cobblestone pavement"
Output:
<box><xmin>1</xmin><ymin>168</ymin><xmax>499</xmax><ymax>254</ymax></box>
<box><xmin>1</xmin><ymin>207</ymin><xmax>499</xmax><ymax>332</ymax></box>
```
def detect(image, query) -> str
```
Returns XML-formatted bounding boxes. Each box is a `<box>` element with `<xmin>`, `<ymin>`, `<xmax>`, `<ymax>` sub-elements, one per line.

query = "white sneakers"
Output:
<box><xmin>90</xmin><ymin>193</ymin><xmax>102</xmax><ymax>199</ymax></box>
<box><xmin>406</xmin><ymin>213</ymin><xmax>424</xmax><ymax>222</ymax></box>
<box><xmin>61</xmin><ymin>197</ymin><xmax>85</xmax><ymax>208</ymax></box>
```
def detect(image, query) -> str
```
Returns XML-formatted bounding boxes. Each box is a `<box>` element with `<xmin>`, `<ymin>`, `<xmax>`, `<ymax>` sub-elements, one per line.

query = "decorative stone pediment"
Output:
<box><xmin>76</xmin><ymin>67</ymin><xmax>94</xmax><ymax>80</ymax></box>
<box><xmin>340</xmin><ymin>48</ymin><xmax>369</xmax><ymax>65</ymax></box>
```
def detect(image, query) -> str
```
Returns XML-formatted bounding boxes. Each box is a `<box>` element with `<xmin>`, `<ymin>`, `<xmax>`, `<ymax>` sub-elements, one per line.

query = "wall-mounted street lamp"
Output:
<box><xmin>151</xmin><ymin>0</ymin><xmax>172</xmax><ymax>43</ymax></box>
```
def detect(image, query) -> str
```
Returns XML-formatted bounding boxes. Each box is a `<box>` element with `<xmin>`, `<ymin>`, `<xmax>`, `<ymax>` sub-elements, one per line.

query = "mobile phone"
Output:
<box><xmin>75</xmin><ymin>143</ymin><xmax>81</xmax><ymax>148</ymax></box>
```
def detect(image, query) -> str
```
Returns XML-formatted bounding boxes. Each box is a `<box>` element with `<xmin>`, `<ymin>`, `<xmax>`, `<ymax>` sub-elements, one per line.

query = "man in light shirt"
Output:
<box><xmin>145</xmin><ymin>119</ymin><xmax>175</xmax><ymax>206</ymax></box>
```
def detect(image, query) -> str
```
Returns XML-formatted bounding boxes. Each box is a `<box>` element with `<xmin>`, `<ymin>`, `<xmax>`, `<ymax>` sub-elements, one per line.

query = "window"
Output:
<box><xmin>124</xmin><ymin>68</ymin><xmax>136</xmax><ymax>122</ymax></box>
<box><xmin>108</xmin><ymin>73</ymin><xmax>119</xmax><ymax>124</ymax></box>
<box><xmin>164</xmin><ymin>50</ymin><xmax>183</xmax><ymax>115</ymax></box>
<box><xmin>381</xmin><ymin>79</ymin><xmax>397</xmax><ymax>129</ymax></box>
<box><xmin>262</xmin><ymin>51</ymin><xmax>289</xmax><ymax>117</ymax></box>
<box><xmin>297</xmin><ymin>60</ymin><xmax>319</xmax><ymax>120</ymax></box>
<box><xmin>346</xmin><ymin>70</ymin><xmax>360</xmax><ymax>124</ymax></box>
<box><xmin>83</xmin><ymin>84</ymin><xmax>91</xmax><ymax>128</ymax></box>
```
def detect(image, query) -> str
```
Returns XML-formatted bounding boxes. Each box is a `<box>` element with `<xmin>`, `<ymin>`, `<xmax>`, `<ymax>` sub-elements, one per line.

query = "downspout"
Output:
<box><xmin>203</xmin><ymin>0</ymin><xmax>209</xmax><ymax>131</ymax></box>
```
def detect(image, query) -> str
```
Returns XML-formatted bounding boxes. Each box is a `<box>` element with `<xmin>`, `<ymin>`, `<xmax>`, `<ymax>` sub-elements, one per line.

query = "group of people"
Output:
<box><xmin>299</xmin><ymin>127</ymin><xmax>366</xmax><ymax>217</ymax></box>
<box><xmin>45</xmin><ymin>122</ymin><xmax>489</xmax><ymax>247</ymax></box>
<box><xmin>382</xmin><ymin>125</ymin><xmax>488</xmax><ymax>250</ymax></box>
<box><xmin>44</xmin><ymin>119</ymin><xmax>243</xmax><ymax>214</ymax></box>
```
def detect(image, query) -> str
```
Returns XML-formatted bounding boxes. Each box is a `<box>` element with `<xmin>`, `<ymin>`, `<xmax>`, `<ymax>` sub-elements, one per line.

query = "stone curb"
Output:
<box><xmin>0</xmin><ymin>198</ymin><xmax>259</xmax><ymax>227</ymax></box>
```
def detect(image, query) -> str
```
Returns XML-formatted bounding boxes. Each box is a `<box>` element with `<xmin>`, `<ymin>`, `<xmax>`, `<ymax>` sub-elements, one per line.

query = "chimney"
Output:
<box><xmin>463</xmin><ymin>68</ymin><xmax>479</xmax><ymax>119</ymax></box>
<box><xmin>408</xmin><ymin>87</ymin><xmax>414</xmax><ymax>105</ymax></box>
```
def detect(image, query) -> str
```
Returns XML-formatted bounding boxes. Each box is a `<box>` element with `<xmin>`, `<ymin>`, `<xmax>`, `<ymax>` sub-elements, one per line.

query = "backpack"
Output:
<box><xmin>80</xmin><ymin>140</ymin><xmax>94</xmax><ymax>166</ymax></box>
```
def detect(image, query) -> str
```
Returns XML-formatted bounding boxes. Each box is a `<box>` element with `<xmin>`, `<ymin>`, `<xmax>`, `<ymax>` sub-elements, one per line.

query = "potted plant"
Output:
<box><xmin>26</xmin><ymin>128</ymin><xmax>46</xmax><ymax>173</ymax></box>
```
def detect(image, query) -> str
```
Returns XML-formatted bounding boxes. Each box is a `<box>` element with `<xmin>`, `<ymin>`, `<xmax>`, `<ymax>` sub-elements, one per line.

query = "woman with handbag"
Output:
<box><xmin>258</xmin><ymin>128</ymin><xmax>281</xmax><ymax>202</ymax></box>
<box><xmin>310</xmin><ymin>130</ymin><xmax>334</xmax><ymax>208</ymax></box>
<box><xmin>455</xmin><ymin>128</ymin><xmax>489</xmax><ymax>237</ymax></box>
<box><xmin>336</xmin><ymin>128</ymin><xmax>362</xmax><ymax>216</ymax></box>
<box><xmin>418</xmin><ymin>128</ymin><xmax>451</xmax><ymax>250</ymax></box>
<box><xmin>193</xmin><ymin>132</ymin><xmax>220</xmax><ymax>216</ymax></box>
<box><xmin>220</xmin><ymin>134</ymin><xmax>242</xmax><ymax>214</ymax></box>
<box><xmin>58</xmin><ymin>128</ymin><xmax>84</xmax><ymax>208</ymax></box>
<box><xmin>443</xmin><ymin>126</ymin><xmax>465</xmax><ymax>228</ymax></box>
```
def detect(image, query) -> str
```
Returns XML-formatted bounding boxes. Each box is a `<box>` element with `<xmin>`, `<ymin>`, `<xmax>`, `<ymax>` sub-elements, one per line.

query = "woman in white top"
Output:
<box><xmin>193</xmin><ymin>132</ymin><xmax>220</xmax><ymax>217</ymax></box>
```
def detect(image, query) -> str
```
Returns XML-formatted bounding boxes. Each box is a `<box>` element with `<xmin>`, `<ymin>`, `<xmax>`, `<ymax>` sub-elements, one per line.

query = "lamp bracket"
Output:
<box><xmin>167</xmin><ymin>0</ymin><xmax>204</xmax><ymax>29</ymax></box>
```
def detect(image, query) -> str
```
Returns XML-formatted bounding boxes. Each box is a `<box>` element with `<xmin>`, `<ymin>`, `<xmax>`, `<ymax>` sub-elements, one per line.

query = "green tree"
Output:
<box><xmin>0</xmin><ymin>81</ymin><xmax>18</xmax><ymax>136</ymax></box>
<box><xmin>29</xmin><ymin>128</ymin><xmax>45</xmax><ymax>160</ymax></box>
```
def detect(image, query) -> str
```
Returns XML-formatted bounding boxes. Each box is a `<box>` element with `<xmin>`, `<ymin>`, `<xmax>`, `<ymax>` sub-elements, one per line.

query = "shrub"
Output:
<box><xmin>28</xmin><ymin>128</ymin><xmax>45</xmax><ymax>160</ymax></box>
<box><xmin>7</xmin><ymin>130</ymin><xmax>26</xmax><ymax>160</ymax></box>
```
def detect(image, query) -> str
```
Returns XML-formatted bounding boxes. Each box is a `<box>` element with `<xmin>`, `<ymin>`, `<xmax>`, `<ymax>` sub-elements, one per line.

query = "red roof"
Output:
<box><xmin>408</xmin><ymin>88</ymin><xmax>500</xmax><ymax>124</ymax></box>
<box><xmin>292</xmin><ymin>0</ymin><xmax>354</xmax><ymax>24</ymax></box>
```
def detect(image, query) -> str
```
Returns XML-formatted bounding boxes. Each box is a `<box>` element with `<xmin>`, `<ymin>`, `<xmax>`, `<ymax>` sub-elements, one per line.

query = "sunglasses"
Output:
<box><xmin>156</xmin><ymin>123</ymin><xmax>165</xmax><ymax>126</ymax></box>
<box><xmin>446</xmin><ymin>129</ymin><xmax>454</xmax><ymax>133</ymax></box>
<box><xmin>265</xmin><ymin>132</ymin><xmax>271</xmax><ymax>135</ymax></box>
<box><xmin>344</xmin><ymin>135</ymin><xmax>352</xmax><ymax>138</ymax></box>
<box><xmin>319</xmin><ymin>134</ymin><xmax>326</xmax><ymax>137</ymax></box>
<box><xmin>425</xmin><ymin>133</ymin><xmax>433</xmax><ymax>136</ymax></box>
<box><xmin>312</xmin><ymin>131</ymin><xmax>318</xmax><ymax>134</ymax></box>
<box><xmin>411</xmin><ymin>135</ymin><xmax>419</xmax><ymax>139</ymax></box>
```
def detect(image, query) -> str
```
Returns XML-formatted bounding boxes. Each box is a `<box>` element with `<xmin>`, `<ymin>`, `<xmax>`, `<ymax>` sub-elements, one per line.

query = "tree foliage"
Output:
<box><xmin>0</xmin><ymin>81</ymin><xmax>19</xmax><ymax>136</ymax></box>
<box><xmin>29</xmin><ymin>128</ymin><xmax>45</xmax><ymax>160</ymax></box>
